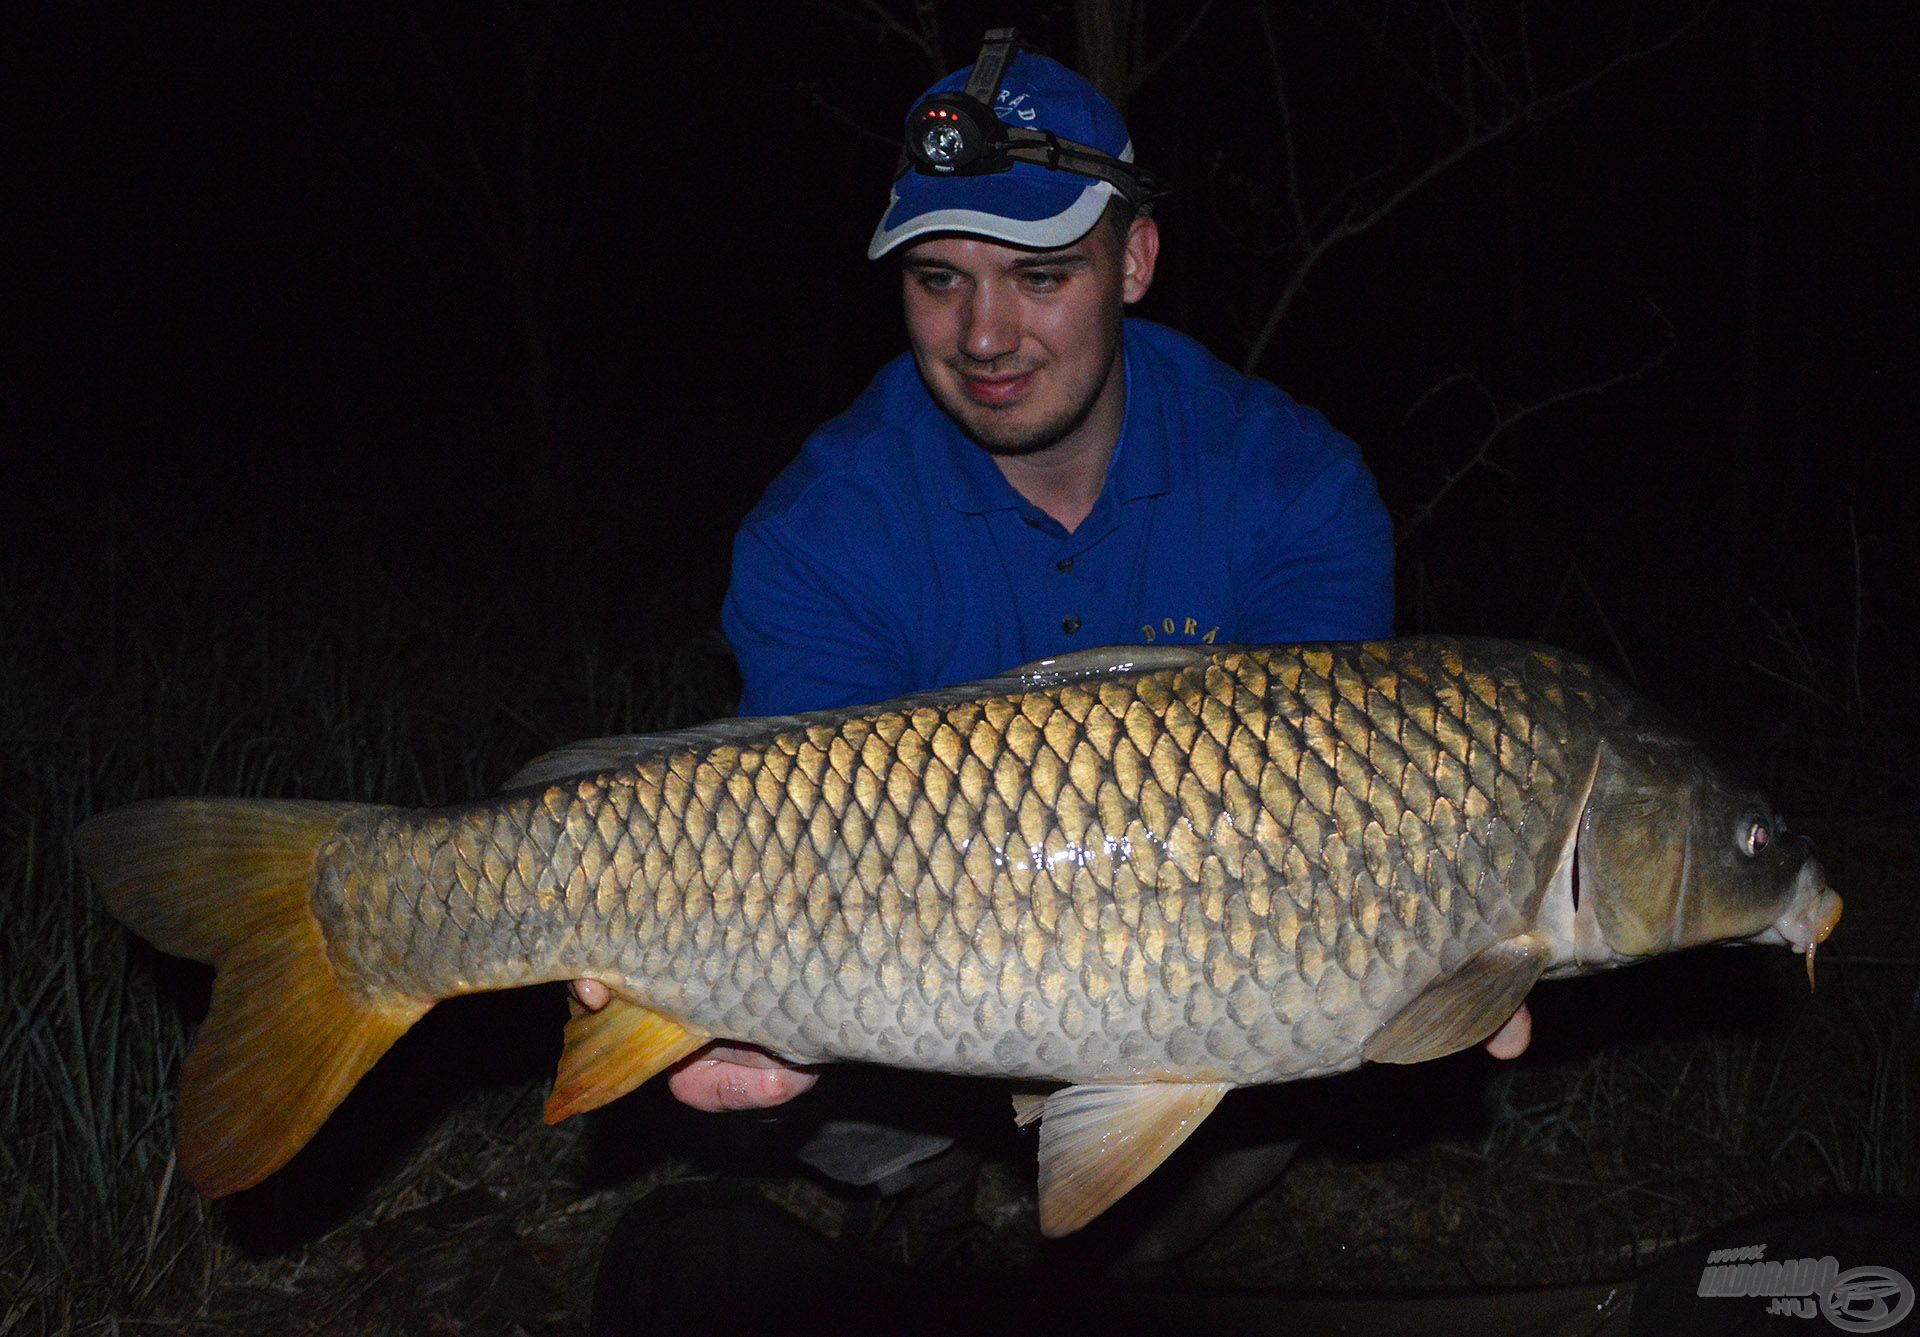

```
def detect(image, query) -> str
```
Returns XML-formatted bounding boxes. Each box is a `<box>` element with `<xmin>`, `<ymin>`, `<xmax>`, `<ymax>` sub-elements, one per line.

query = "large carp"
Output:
<box><xmin>75</xmin><ymin>639</ymin><xmax>1841</xmax><ymax>1234</ymax></box>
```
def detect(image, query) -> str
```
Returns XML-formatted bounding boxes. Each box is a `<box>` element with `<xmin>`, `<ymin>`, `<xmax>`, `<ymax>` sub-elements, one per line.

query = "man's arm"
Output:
<box><xmin>723</xmin><ymin>515</ymin><xmax>914</xmax><ymax>717</ymax></box>
<box><xmin>1229</xmin><ymin>412</ymin><xmax>1396</xmax><ymax>644</ymax></box>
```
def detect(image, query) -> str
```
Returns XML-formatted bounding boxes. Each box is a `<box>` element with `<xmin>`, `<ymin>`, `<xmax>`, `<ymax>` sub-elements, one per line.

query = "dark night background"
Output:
<box><xmin>5</xmin><ymin>1</ymin><xmax>1917</xmax><ymax>1326</ymax></box>
<box><xmin>9</xmin><ymin>1</ymin><xmax>1914</xmax><ymax>688</ymax></box>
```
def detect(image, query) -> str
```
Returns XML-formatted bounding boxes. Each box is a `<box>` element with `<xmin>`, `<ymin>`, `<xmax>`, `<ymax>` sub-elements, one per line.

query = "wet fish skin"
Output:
<box><xmin>312</xmin><ymin>639</ymin><xmax>1817</xmax><ymax>1082</ymax></box>
<box><xmin>76</xmin><ymin>638</ymin><xmax>1841</xmax><ymax>1222</ymax></box>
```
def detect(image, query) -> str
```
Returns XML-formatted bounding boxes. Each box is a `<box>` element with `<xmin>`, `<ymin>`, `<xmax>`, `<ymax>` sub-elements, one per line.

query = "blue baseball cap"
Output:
<box><xmin>867</xmin><ymin>51</ymin><xmax>1137</xmax><ymax>260</ymax></box>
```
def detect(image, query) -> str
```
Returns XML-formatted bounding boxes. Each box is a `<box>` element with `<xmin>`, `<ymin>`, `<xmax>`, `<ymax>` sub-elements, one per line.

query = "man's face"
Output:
<box><xmin>899</xmin><ymin>216</ymin><xmax>1159</xmax><ymax>457</ymax></box>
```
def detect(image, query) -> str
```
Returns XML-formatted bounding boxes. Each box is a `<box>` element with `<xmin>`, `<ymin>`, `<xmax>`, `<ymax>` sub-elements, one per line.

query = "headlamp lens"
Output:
<box><xmin>919</xmin><ymin>121</ymin><xmax>967</xmax><ymax>165</ymax></box>
<box><xmin>906</xmin><ymin>96</ymin><xmax>998</xmax><ymax>173</ymax></box>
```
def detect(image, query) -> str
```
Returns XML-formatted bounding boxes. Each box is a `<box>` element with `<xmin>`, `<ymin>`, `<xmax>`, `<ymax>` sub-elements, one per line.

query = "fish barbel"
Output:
<box><xmin>74</xmin><ymin>639</ymin><xmax>1841</xmax><ymax>1233</ymax></box>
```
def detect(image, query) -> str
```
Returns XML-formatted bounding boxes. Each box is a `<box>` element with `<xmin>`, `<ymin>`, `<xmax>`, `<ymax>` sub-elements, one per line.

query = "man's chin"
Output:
<box><xmin>924</xmin><ymin>364</ymin><xmax>1102</xmax><ymax>457</ymax></box>
<box><xmin>963</xmin><ymin>419</ymin><xmax>1068</xmax><ymax>457</ymax></box>
<box><xmin>943</xmin><ymin>398</ymin><xmax>1071</xmax><ymax>457</ymax></box>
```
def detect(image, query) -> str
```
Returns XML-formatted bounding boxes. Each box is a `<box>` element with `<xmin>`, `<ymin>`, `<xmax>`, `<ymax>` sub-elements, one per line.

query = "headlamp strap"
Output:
<box><xmin>963</xmin><ymin>28</ymin><xmax>1022</xmax><ymax>109</ymax></box>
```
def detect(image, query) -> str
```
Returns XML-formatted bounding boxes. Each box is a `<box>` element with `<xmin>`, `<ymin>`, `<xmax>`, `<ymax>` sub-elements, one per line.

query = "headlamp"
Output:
<box><xmin>898</xmin><ymin>28</ymin><xmax>1163</xmax><ymax>212</ymax></box>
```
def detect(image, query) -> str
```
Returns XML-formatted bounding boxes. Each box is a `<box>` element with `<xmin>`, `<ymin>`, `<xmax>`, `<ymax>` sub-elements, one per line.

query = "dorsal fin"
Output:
<box><xmin>1006</xmin><ymin>644</ymin><xmax>1222</xmax><ymax>690</ymax></box>
<box><xmin>499</xmin><ymin>717</ymin><xmax>807</xmax><ymax>790</ymax></box>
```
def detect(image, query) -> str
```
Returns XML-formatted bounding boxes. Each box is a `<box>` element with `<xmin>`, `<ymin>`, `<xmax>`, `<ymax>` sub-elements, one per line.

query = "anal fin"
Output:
<box><xmin>1034</xmin><ymin>1082</ymin><xmax>1231</xmax><ymax>1237</ymax></box>
<box><xmin>545</xmin><ymin>996</ymin><xmax>707</xmax><ymax>1123</ymax></box>
<box><xmin>1363</xmin><ymin>934</ymin><xmax>1551</xmax><ymax>1066</ymax></box>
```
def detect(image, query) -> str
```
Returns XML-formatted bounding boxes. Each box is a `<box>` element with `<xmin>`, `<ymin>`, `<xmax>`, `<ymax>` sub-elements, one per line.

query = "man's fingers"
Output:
<box><xmin>1483</xmin><ymin>1004</ymin><xmax>1532</xmax><ymax>1060</ymax></box>
<box><xmin>666</xmin><ymin>1043</ymin><xmax>819</xmax><ymax>1112</ymax></box>
<box><xmin>561</xmin><ymin>993</ymin><xmax>816</xmax><ymax>1109</ymax></box>
<box><xmin>562</xmin><ymin>993</ymin><xmax>819</xmax><ymax>1110</ymax></box>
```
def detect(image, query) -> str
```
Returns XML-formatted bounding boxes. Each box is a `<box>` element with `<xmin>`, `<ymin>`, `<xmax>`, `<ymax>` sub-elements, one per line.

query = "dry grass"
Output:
<box><xmin>0</xmin><ymin>536</ymin><xmax>735</xmax><ymax>1333</ymax></box>
<box><xmin>4</xmin><ymin>531</ymin><xmax>1913</xmax><ymax>1334</ymax></box>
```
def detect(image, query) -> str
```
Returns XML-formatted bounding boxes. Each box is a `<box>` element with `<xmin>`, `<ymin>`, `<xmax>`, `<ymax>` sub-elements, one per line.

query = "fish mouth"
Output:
<box><xmin>1745</xmin><ymin>863</ymin><xmax>1843</xmax><ymax>987</ymax></box>
<box><xmin>1766</xmin><ymin>875</ymin><xmax>1843</xmax><ymax>948</ymax></box>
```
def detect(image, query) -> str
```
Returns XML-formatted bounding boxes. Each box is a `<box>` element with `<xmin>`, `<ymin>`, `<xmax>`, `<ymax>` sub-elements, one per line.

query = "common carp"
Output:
<box><xmin>75</xmin><ymin>639</ymin><xmax>1841</xmax><ymax>1234</ymax></box>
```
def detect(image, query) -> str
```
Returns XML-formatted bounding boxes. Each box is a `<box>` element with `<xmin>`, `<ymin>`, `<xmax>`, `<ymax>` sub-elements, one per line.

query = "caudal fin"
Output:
<box><xmin>74</xmin><ymin>798</ymin><xmax>429</xmax><ymax>1197</ymax></box>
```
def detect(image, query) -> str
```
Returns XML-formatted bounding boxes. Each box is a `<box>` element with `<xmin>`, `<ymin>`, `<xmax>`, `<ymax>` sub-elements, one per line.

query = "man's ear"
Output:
<box><xmin>1121</xmin><ymin>216</ymin><xmax>1160</xmax><ymax>304</ymax></box>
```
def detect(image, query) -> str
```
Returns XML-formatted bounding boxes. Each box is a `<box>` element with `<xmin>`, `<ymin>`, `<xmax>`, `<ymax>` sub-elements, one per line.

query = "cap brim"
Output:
<box><xmin>867</xmin><ymin>160</ymin><xmax>1117</xmax><ymax>260</ymax></box>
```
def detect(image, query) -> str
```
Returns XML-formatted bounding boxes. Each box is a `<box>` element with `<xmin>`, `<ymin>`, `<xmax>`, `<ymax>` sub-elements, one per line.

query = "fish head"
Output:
<box><xmin>1576</xmin><ymin>730</ymin><xmax>1841</xmax><ymax>967</ymax></box>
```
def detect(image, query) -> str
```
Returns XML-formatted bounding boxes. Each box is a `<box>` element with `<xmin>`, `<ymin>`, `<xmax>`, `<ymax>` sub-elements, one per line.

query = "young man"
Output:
<box><xmin>578</xmin><ymin>42</ymin><xmax>1529</xmax><ymax>1224</ymax></box>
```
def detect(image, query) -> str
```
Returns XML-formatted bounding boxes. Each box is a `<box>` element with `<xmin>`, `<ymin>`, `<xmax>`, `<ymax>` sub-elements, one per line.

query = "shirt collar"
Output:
<box><xmin>941</xmin><ymin>321</ymin><xmax>1171</xmax><ymax>515</ymax></box>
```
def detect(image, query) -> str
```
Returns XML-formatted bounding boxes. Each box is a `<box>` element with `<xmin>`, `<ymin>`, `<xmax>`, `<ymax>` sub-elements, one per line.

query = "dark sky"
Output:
<box><xmin>8</xmin><ymin>2</ymin><xmax>1915</xmax><ymax>695</ymax></box>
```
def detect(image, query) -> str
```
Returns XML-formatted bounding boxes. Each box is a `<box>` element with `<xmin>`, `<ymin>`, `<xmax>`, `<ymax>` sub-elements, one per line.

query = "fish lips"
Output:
<box><xmin>1744</xmin><ymin>860</ymin><xmax>1843</xmax><ymax>953</ymax></box>
<box><xmin>1742</xmin><ymin>860</ymin><xmax>1842</xmax><ymax>988</ymax></box>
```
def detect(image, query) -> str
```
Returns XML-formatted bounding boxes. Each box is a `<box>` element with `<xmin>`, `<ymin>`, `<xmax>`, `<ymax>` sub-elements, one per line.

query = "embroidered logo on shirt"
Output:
<box><xmin>1139</xmin><ymin>615</ymin><xmax>1221</xmax><ymax>644</ymax></box>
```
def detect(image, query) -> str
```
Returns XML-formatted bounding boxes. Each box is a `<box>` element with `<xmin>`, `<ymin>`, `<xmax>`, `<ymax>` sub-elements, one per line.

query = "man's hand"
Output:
<box><xmin>570</xmin><ymin>980</ymin><xmax>818</xmax><ymax>1111</ymax></box>
<box><xmin>570</xmin><ymin>982</ymin><xmax>1529</xmax><ymax>1106</ymax></box>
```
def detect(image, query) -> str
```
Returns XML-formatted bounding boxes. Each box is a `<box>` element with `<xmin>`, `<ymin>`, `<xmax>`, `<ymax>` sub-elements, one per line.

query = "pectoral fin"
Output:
<box><xmin>1363</xmin><ymin>934</ymin><xmax>1551</xmax><ymax>1066</ymax></box>
<box><xmin>544</xmin><ymin>997</ymin><xmax>708</xmax><ymax>1123</ymax></box>
<box><xmin>1032</xmin><ymin>1082</ymin><xmax>1231</xmax><ymax>1237</ymax></box>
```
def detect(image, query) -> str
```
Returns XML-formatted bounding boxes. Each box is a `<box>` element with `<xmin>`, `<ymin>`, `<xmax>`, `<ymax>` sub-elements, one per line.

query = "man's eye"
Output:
<box><xmin>1021</xmin><ymin>270</ymin><xmax>1064</xmax><ymax>291</ymax></box>
<box><xmin>915</xmin><ymin>270</ymin><xmax>960</xmax><ymax>292</ymax></box>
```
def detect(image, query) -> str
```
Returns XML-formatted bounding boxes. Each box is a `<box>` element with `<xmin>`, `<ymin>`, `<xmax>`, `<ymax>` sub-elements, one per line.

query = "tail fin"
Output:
<box><xmin>74</xmin><ymin>798</ymin><xmax>429</xmax><ymax>1197</ymax></box>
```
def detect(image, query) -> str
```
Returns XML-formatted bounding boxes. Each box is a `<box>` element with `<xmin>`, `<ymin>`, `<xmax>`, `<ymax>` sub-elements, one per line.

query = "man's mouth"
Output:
<box><xmin>958</xmin><ymin>370</ymin><xmax>1036</xmax><ymax>406</ymax></box>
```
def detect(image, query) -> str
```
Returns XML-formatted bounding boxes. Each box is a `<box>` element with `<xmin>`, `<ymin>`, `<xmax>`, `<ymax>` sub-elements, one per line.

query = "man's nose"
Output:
<box><xmin>961</xmin><ymin>285</ymin><xmax>1018</xmax><ymax>362</ymax></box>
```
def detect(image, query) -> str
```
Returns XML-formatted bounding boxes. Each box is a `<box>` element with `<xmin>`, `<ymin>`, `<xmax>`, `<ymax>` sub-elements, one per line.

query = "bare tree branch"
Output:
<box><xmin>800</xmin><ymin>81</ymin><xmax>904</xmax><ymax>150</ymax></box>
<box><xmin>909</xmin><ymin>0</ymin><xmax>944</xmax><ymax>68</ymax></box>
<box><xmin>1242</xmin><ymin>2</ymin><xmax>1711</xmax><ymax>375</ymax></box>
<box><xmin>1558</xmin><ymin>561</ymin><xmax>1641</xmax><ymax>684</ymax></box>
<box><xmin>1397</xmin><ymin>303</ymin><xmax>1676</xmax><ymax>544</ymax></box>
<box><xmin>1074</xmin><ymin>0</ymin><xmax>1139</xmax><ymax>104</ymax></box>
<box><xmin>1257</xmin><ymin>5</ymin><xmax>1309</xmax><ymax>244</ymax></box>
<box><xmin>1123</xmin><ymin>1</ymin><xmax>1217</xmax><ymax>99</ymax></box>
<box><xmin>801</xmin><ymin>0</ymin><xmax>952</xmax><ymax>147</ymax></box>
<box><xmin>831</xmin><ymin>0</ymin><xmax>946</xmax><ymax>75</ymax></box>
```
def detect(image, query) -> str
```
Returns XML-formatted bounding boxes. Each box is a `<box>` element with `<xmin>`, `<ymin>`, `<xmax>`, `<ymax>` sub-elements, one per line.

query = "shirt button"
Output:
<box><xmin>1056</xmin><ymin>558</ymin><xmax>1073</xmax><ymax>572</ymax></box>
<box><xmin>1061</xmin><ymin>614</ymin><xmax>1082</xmax><ymax>635</ymax></box>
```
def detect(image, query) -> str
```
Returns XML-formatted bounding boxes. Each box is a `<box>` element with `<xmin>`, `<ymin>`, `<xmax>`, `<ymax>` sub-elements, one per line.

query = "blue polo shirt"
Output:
<box><xmin>724</xmin><ymin>319</ymin><xmax>1393</xmax><ymax>716</ymax></box>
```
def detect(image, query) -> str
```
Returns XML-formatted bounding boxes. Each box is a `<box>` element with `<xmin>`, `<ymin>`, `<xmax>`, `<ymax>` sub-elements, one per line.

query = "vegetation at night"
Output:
<box><xmin>5</xmin><ymin>511</ymin><xmax>1913</xmax><ymax>1331</ymax></box>
<box><xmin>7</xmin><ymin>1</ymin><xmax>1913</xmax><ymax>1332</ymax></box>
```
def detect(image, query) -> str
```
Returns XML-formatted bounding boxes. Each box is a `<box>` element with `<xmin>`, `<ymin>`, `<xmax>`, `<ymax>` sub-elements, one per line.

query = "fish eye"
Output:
<box><xmin>1741</xmin><ymin>817</ymin><xmax>1771</xmax><ymax>858</ymax></box>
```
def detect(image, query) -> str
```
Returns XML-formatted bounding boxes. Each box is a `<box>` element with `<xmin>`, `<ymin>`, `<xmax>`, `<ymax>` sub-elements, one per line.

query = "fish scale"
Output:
<box><xmin>309</xmin><ymin>642</ymin><xmax>1595</xmax><ymax>1085</ymax></box>
<box><xmin>79</xmin><ymin>637</ymin><xmax>1841</xmax><ymax>1221</ymax></box>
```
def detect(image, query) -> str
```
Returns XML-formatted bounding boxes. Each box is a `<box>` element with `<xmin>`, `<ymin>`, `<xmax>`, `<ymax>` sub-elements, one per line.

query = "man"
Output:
<box><xmin>578</xmin><ymin>36</ymin><xmax>1529</xmax><ymax>1227</ymax></box>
